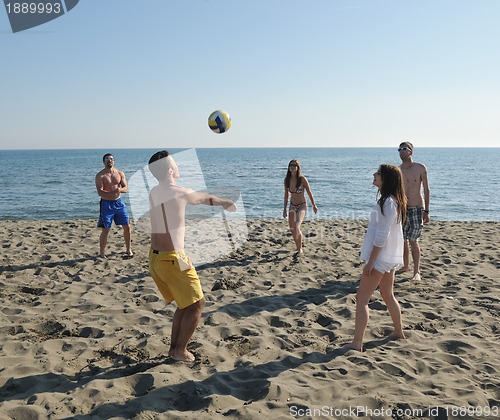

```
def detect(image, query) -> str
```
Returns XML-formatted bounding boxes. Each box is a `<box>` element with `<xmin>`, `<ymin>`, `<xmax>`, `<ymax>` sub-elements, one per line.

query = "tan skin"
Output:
<box><xmin>95</xmin><ymin>156</ymin><xmax>132</xmax><ymax>258</ymax></box>
<box><xmin>149</xmin><ymin>156</ymin><xmax>236</xmax><ymax>362</ymax></box>
<box><xmin>398</xmin><ymin>143</ymin><xmax>430</xmax><ymax>281</ymax></box>
<box><xmin>343</xmin><ymin>169</ymin><xmax>406</xmax><ymax>352</ymax></box>
<box><xmin>283</xmin><ymin>162</ymin><xmax>318</xmax><ymax>254</ymax></box>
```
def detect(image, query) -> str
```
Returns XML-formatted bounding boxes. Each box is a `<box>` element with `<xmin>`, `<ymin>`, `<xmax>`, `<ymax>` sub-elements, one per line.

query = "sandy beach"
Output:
<box><xmin>0</xmin><ymin>218</ymin><xmax>498</xmax><ymax>419</ymax></box>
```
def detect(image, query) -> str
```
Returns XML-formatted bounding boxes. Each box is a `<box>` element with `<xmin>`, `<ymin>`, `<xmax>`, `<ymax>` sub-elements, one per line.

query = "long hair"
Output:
<box><xmin>377</xmin><ymin>164</ymin><xmax>407</xmax><ymax>224</ymax></box>
<box><xmin>284</xmin><ymin>159</ymin><xmax>303</xmax><ymax>190</ymax></box>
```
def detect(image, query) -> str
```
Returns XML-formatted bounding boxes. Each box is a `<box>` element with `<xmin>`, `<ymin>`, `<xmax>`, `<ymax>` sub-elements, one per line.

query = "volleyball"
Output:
<box><xmin>208</xmin><ymin>110</ymin><xmax>231</xmax><ymax>134</ymax></box>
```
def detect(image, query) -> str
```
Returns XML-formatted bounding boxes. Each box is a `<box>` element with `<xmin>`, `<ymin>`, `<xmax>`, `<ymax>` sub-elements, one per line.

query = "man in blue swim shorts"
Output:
<box><xmin>95</xmin><ymin>153</ymin><xmax>133</xmax><ymax>258</ymax></box>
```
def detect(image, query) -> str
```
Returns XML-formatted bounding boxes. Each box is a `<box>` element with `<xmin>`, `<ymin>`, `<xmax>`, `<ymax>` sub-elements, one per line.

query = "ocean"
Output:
<box><xmin>0</xmin><ymin>148</ymin><xmax>499</xmax><ymax>222</ymax></box>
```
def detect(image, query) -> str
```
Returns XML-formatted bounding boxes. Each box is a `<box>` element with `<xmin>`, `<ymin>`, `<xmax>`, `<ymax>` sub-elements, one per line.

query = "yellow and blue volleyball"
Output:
<box><xmin>208</xmin><ymin>110</ymin><xmax>231</xmax><ymax>134</ymax></box>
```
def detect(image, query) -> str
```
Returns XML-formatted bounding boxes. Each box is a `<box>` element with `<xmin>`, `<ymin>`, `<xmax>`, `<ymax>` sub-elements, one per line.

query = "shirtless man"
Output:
<box><xmin>95</xmin><ymin>153</ymin><xmax>133</xmax><ymax>258</ymax></box>
<box><xmin>397</xmin><ymin>142</ymin><xmax>430</xmax><ymax>281</ymax></box>
<box><xmin>147</xmin><ymin>150</ymin><xmax>236</xmax><ymax>362</ymax></box>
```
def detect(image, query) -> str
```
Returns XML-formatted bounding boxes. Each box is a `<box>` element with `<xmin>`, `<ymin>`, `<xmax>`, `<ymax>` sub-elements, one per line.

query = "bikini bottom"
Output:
<box><xmin>289</xmin><ymin>202</ymin><xmax>306</xmax><ymax>213</ymax></box>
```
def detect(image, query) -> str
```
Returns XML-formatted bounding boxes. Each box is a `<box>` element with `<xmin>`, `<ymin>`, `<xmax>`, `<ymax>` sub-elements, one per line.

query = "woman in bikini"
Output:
<box><xmin>283</xmin><ymin>159</ymin><xmax>318</xmax><ymax>254</ymax></box>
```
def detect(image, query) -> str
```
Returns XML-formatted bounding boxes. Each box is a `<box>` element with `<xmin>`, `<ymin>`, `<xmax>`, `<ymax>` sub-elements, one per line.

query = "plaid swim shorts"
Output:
<box><xmin>403</xmin><ymin>207</ymin><xmax>423</xmax><ymax>241</ymax></box>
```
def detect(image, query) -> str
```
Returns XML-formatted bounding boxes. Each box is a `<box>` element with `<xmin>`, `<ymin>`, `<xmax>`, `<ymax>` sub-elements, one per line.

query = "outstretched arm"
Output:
<box><xmin>183</xmin><ymin>190</ymin><xmax>237</xmax><ymax>212</ymax></box>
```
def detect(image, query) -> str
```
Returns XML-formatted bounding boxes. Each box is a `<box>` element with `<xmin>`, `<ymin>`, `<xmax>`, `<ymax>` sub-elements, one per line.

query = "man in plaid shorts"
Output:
<box><xmin>397</xmin><ymin>142</ymin><xmax>430</xmax><ymax>281</ymax></box>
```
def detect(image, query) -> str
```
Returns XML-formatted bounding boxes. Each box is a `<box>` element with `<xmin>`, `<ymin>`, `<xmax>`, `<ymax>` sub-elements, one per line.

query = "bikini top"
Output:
<box><xmin>289</xmin><ymin>185</ymin><xmax>304</xmax><ymax>194</ymax></box>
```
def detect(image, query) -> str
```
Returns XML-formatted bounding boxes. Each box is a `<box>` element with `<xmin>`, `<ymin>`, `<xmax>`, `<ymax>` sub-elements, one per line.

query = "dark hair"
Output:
<box><xmin>284</xmin><ymin>159</ymin><xmax>303</xmax><ymax>190</ymax></box>
<box><xmin>148</xmin><ymin>150</ymin><xmax>170</xmax><ymax>181</ymax></box>
<box><xmin>399</xmin><ymin>141</ymin><xmax>413</xmax><ymax>151</ymax></box>
<box><xmin>102</xmin><ymin>153</ymin><xmax>113</xmax><ymax>162</ymax></box>
<box><xmin>377</xmin><ymin>164</ymin><xmax>407</xmax><ymax>224</ymax></box>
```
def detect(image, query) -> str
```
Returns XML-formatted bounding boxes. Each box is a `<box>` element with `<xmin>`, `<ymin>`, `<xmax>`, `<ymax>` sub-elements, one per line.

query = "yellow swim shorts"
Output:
<box><xmin>148</xmin><ymin>249</ymin><xmax>203</xmax><ymax>309</ymax></box>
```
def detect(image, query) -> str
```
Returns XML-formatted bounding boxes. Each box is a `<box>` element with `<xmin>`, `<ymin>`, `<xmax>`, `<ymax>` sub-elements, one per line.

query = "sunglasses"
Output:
<box><xmin>398</xmin><ymin>147</ymin><xmax>411</xmax><ymax>152</ymax></box>
<box><xmin>289</xmin><ymin>164</ymin><xmax>298</xmax><ymax>168</ymax></box>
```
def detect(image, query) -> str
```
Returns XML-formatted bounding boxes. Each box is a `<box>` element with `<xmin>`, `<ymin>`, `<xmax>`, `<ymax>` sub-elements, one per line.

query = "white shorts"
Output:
<box><xmin>373</xmin><ymin>260</ymin><xmax>401</xmax><ymax>273</ymax></box>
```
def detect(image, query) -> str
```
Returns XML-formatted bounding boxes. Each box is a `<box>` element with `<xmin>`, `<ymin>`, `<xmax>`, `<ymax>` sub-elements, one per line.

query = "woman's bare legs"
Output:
<box><xmin>288</xmin><ymin>205</ymin><xmax>307</xmax><ymax>252</ymax></box>
<box><xmin>379</xmin><ymin>270</ymin><xmax>405</xmax><ymax>339</ymax></box>
<box><xmin>344</xmin><ymin>269</ymin><xmax>384</xmax><ymax>351</ymax></box>
<box><xmin>344</xmin><ymin>269</ymin><xmax>405</xmax><ymax>351</ymax></box>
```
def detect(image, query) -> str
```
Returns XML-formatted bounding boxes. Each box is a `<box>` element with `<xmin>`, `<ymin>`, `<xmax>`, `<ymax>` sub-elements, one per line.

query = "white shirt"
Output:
<box><xmin>360</xmin><ymin>196</ymin><xmax>404</xmax><ymax>265</ymax></box>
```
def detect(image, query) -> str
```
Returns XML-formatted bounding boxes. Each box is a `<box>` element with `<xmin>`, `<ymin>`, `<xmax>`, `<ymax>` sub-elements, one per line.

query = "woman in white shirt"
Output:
<box><xmin>344</xmin><ymin>164</ymin><xmax>407</xmax><ymax>352</ymax></box>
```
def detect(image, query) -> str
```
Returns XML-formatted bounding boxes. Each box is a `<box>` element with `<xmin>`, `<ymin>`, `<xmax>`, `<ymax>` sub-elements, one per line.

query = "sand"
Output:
<box><xmin>0</xmin><ymin>218</ymin><xmax>498</xmax><ymax>419</ymax></box>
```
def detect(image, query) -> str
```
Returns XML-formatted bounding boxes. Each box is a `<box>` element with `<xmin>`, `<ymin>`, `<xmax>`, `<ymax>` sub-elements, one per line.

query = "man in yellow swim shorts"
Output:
<box><xmin>148</xmin><ymin>150</ymin><xmax>237</xmax><ymax>363</ymax></box>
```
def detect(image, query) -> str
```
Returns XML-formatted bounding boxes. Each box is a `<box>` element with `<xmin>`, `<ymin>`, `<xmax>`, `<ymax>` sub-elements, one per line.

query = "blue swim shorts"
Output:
<box><xmin>97</xmin><ymin>198</ymin><xmax>129</xmax><ymax>228</ymax></box>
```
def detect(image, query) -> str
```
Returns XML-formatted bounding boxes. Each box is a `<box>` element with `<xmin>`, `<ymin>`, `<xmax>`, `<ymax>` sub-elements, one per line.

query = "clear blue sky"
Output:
<box><xmin>1</xmin><ymin>0</ymin><xmax>499</xmax><ymax>149</ymax></box>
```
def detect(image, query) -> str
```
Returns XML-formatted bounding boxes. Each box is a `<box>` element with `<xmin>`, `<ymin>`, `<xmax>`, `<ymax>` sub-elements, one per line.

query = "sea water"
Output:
<box><xmin>0</xmin><ymin>148</ymin><xmax>498</xmax><ymax>222</ymax></box>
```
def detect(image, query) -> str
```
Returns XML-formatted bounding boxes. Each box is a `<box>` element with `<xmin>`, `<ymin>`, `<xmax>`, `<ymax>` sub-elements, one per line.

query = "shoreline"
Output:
<box><xmin>2</xmin><ymin>216</ymin><xmax>500</xmax><ymax>222</ymax></box>
<box><xmin>1</xmin><ymin>219</ymin><xmax>499</xmax><ymax>418</ymax></box>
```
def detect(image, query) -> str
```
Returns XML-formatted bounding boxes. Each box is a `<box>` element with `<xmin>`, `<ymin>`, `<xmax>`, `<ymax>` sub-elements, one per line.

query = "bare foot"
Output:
<box><xmin>389</xmin><ymin>332</ymin><xmax>406</xmax><ymax>341</ymax></box>
<box><xmin>411</xmin><ymin>272</ymin><xmax>421</xmax><ymax>281</ymax></box>
<box><xmin>292</xmin><ymin>249</ymin><xmax>303</xmax><ymax>259</ymax></box>
<box><xmin>98</xmin><ymin>253</ymin><xmax>107</xmax><ymax>259</ymax></box>
<box><xmin>341</xmin><ymin>342</ymin><xmax>363</xmax><ymax>352</ymax></box>
<box><xmin>395</xmin><ymin>267</ymin><xmax>409</xmax><ymax>275</ymax></box>
<box><xmin>171</xmin><ymin>350</ymin><xmax>195</xmax><ymax>363</ymax></box>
